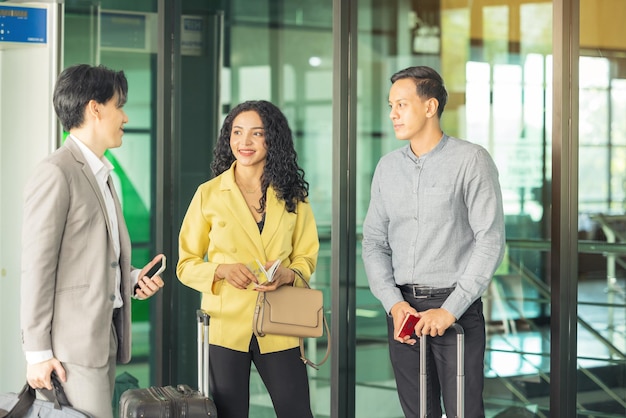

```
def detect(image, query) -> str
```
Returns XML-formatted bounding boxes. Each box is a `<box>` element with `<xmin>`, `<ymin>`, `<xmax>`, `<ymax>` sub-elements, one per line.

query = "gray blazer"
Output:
<box><xmin>20</xmin><ymin>138</ymin><xmax>133</xmax><ymax>367</ymax></box>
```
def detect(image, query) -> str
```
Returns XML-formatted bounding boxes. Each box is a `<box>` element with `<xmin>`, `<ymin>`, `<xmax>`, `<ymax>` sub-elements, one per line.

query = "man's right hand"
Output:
<box><xmin>27</xmin><ymin>358</ymin><xmax>66</xmax><ymax>390</ymax></box>
<box><xmin>390</xmin><ymin>301</ymin><xmax>419</xmax><ymax>344</ymax></box>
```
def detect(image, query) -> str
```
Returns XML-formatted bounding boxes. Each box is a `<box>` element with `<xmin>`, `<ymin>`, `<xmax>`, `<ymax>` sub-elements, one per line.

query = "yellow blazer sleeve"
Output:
<box><xmin>288</xmin><ymin>199</ymin><xmax>319</xmax><ymax>285</ymax></box>
<box><xmin>177</xmin><ymin>186</ymin><xmax>218</xmax><ymax>295</ymax></box>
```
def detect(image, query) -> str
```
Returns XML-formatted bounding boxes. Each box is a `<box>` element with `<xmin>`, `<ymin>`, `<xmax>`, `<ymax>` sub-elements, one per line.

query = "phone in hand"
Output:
<box><xmin>398</xmin><ymin>313</ymin><xmax>420</xmax><ymax>338</ymax></box>
<box><xmin>145</xmin><ymin>255</ymin><xmax>166</xmax><ymax>279</ymax></box>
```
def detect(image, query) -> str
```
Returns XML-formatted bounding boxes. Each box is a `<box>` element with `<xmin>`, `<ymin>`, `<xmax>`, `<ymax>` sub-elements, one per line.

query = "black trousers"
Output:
<box><xmin>388</xmin><ymin>292</ymin><xmax>486</xmax><ymax>418</ymax></box>
<box><xmin>208</xmin><ymin>336</ymin><xmax>313</xmax><ymax>418</ymax></box>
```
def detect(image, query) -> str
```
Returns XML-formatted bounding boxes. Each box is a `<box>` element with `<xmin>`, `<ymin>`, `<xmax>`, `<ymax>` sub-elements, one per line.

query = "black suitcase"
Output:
<box><xmin>119</xmin><ymin>310</ymin><xmax>217</xmax><ymax>417</ymax></box>
<box><xmin>420</xmin><ymin>323</ymin><xmax>465</xmax><ymax>418</ymax></box>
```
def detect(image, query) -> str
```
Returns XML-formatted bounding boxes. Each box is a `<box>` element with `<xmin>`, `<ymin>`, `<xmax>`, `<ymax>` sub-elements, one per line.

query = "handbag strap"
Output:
<box><xmin>0</xmin><ymin>373</ymin><xmax>73</xmax><ymax>418</ymax></box>
<box><xmin>298</xmin><ymin>314</ymin><xmax>331</xmax><ymax>370</ymax></box>
<box><xmin>253</xmin><ymin>291</ymin><xmax>267</xmax><ymax>338</ymax></box>
<box><xmin>291</xmin><ymin>268</ymin><xmax>310</xmax><ymax>288</ymax></box>
<box><xmin>291</xmin><ymin>269</ymin><xmax>332</xmax><ymax>369</ymax></box>
<box><xmin>0</xmin><ymin>383</ymin><xmax>36</xmax><ymax>418</ymax></box>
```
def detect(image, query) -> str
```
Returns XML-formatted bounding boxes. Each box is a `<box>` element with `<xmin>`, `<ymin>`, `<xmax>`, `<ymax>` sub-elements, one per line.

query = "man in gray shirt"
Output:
<box><xmin>362</xmin><ymin>65</ymin><xmax>505</xmax><ymax>418</ymax></box>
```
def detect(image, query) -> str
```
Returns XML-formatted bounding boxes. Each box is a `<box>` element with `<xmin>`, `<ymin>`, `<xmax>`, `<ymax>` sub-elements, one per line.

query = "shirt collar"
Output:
<box><xmin>69</xmin><ymin>135</ymin><xmax>114</xmax><ymax>181</ymax></box>
<box><xmin>403</xmin><ymin>133</ymin><xmax>448</xmax><ymax>163</ymax></box>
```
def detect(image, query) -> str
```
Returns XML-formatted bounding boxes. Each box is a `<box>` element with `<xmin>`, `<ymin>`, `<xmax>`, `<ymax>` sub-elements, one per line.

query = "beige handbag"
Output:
<box><xmin>253</xmin><ymin>271</ymin><xmax>330</xmax><ymax>369</ymax></box>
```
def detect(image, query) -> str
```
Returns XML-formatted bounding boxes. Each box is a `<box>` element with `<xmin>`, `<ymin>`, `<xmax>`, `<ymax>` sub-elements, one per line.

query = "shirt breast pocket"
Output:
<box><xmin>422</xmin><ymin>186</ymin><xmax>455</xmax><ymax>221</ymax></box>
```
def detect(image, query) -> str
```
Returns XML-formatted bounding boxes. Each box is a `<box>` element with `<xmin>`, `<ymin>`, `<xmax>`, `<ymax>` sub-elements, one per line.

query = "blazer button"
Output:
<box><xmin>110</xmin><ymin>295</ymin><xmax>116</xmax><ymax>301</ymax></box>
<box><xmin>111</xmin><ymin>261</ymin><xmax>119</xmax><ymax>268</ymax></box>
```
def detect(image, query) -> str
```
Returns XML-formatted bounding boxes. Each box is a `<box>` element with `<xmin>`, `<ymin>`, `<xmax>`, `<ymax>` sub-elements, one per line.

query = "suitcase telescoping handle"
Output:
<box><xmin>196</xmin><ymin>310</ymin><xmax>210</xmax><ymax>397</ymax></box>
<box><xmin>419</xmin><ymin>323</ymin><xmax>465</xmax><ymax>418</ymax></box>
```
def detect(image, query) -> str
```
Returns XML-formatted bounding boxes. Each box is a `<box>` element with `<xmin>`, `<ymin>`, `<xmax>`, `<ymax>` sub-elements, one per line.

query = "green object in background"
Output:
<box><xmin>112</xmin><ymin>372</ymin><xmax>140</xmax><ymax>418</ymax></box>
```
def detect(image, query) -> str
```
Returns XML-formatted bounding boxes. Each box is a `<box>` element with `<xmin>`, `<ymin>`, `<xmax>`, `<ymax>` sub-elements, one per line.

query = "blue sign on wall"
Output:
<box><xmin>0</xmin><ymin>6</ymin><xmax>47</xmax><ymax>44</ymax></box>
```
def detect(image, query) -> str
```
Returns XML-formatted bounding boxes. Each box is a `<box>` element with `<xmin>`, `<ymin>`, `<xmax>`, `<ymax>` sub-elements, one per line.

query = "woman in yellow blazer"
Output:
<box><xmin>177</xmin><ymin>100</ymin><xmax>319</xmax><ymax>418</ymax></box>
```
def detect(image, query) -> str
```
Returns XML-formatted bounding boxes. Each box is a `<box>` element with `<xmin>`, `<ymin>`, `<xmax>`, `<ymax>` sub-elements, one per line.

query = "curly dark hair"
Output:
<box><xmin>210</xmin><ymin>100</ymin><xmax>309</xmax><ymax>214</ymax></box>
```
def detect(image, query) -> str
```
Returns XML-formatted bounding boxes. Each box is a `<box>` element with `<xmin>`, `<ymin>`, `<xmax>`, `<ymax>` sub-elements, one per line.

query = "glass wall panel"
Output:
<box><xmin>355</xmin><ymin>1</ymin><xmax>554</xmax><ymax>416</ymax></box>
<box><xmin>176</xmin><ymin>0</ymin><xmax>334</xmax><ymax>415</ymax></box>
<box><xmin>577</xmin><ymin>1</ymin><xmax>626</xmax><ymax>416</ymax></box>
<box><xmin>63</xmin><ymin>0</ymin><xmax>158</xmax><ymax>395</ymax></box>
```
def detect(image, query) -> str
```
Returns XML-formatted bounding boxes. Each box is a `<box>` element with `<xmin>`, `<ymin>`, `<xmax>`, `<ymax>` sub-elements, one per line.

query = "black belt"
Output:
<box><xmin>399</xmin><ymin>285</ymin><xmax>455</xmax><ymax>298</ymax></box>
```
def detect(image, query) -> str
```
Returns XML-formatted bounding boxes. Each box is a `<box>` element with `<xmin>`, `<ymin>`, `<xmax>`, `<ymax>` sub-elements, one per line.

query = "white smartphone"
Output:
<box><xmin>145</xmin><ymin>255</ymin><xmax>166</xmax><ymax>279</ymax></box>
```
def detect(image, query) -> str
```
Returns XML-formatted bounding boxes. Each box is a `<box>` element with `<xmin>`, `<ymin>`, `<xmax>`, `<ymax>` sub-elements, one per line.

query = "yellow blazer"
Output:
<box><xmin>177</xmin><ymin>164</ymin><xmax>319</xmax><ymax>353</ymax></box>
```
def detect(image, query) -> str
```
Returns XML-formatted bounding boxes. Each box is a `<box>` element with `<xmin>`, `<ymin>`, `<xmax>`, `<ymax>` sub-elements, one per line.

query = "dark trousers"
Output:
<box><xmin>209</xmin><ymin>336</ymin><xmax>313</xmax><ymax>418</ymax></box>
<box><xmin>388</xmin><ymin>292</ymin><xmax>486</xmax><ymax>418</ymax></box>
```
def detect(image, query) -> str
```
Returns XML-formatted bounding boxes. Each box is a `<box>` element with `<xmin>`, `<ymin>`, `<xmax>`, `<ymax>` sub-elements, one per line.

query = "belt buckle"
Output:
<box><xmin>412</xmin><ymin>286</ymin><xmax>429</xmax><ymax>298</ymax></box>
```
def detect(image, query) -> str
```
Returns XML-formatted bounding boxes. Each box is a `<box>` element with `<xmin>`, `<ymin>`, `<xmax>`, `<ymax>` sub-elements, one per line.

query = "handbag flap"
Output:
<box><xmin>265</xmin><ymin>286</ymin><xmax>323</xmax><ymax>328</ymax></box>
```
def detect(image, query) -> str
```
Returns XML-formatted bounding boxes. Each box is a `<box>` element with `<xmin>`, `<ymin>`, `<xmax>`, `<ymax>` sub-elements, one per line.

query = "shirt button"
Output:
<box><xmin>111</xmin><ymin>261</ymin><xmax>118</xmax><ymax>268</ymax></box>
<box><xmin>110</xmin><ymin>295</ymin><xmax>116</xmax><ymax>301</ymax></box>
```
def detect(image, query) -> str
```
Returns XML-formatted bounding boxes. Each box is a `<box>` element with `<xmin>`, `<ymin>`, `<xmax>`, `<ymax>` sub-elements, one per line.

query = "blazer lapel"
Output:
<box><xmin>220</xmin><ymin>166</ymin><xmax>267</xmax><ymax>257</ymax></box>
<box><xmin>260</xmin><ymin>187</ymin><xmax>285</xmax><ymax>249</ymax></box>
<box><xmin>65</xmin><ymin>139</ymin><xmax>117</xmax><ymax>245</ymax></box>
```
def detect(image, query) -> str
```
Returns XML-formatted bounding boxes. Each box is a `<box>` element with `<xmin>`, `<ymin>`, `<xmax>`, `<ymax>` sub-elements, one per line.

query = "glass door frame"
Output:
<box><xmin>551</xmin><ymin>0</ymin><xmax>580</xmax><ymax>416</ymax></box>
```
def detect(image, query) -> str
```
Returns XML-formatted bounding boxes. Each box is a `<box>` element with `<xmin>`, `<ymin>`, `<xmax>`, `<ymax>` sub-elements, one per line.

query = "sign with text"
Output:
<box><xmin>0</xmin><ymin>5</ymin><xmax>46</xmax><ymax>44</ymax></box>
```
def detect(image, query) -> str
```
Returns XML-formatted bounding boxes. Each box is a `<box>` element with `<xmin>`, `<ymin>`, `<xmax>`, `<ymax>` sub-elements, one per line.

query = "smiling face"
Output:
<box><xmin>229</xmin><ymin>110</ymin><xmax>268</xmax><ymax>168</ymax></box>
<box><xmin>95</xmin><ymin>92</ymin><xmax>128</xmax><ymax>150</ymax></box>
<box><xmin>388</xmin><ymin>78</ymin><xmax>438</xmax><ymax>142</ymax></box>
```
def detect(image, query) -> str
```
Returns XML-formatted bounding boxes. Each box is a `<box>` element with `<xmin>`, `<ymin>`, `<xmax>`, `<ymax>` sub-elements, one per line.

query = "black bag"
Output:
<box><xmin>0</xmin><ymin>373</ymin><xmax>91</xmax><ymax>418</ymax></box>
<box><xmin>119</xmin><ymin>310</ymin><xmax>217</xmax><ymax>417</ymax></box>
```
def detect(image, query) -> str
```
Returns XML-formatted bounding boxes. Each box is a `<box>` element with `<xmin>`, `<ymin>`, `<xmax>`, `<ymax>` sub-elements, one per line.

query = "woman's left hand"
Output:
<box><xmin>254</xmin><ymin>266</ymin><xmax>295</xmax><ymax>292</ymax></box>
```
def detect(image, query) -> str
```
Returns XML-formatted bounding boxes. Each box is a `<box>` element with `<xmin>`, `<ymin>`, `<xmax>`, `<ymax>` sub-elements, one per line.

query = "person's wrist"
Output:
<box><xmin>390</xmin><ymin>301</ymin><xmax>409</xmax><ymax>317</ymax></box>
<box><xmin>289</xmin><ymin>268</ymin><xmax>303</xmax><ymax>284</ymax></box>
<box><xmin>214</xmin><ymin>265</ymin><xmax>224</xmax><ymax>281</ymax></box>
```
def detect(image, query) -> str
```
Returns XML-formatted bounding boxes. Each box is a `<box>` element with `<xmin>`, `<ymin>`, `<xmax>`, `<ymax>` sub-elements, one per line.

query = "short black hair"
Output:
<box><xmin>53</xmin><ymin>64</ymin><xmax>128</xmax><ymax>131</ymax></box>
<box><xmin>211</xmin><ymin>100</ymin><xmax>309</xmax><ymax>214</ymax></box>
<box><xmin>390</xmin><ymin>66</ymin><xmax>448</xmax><ymax>118</ymax></box>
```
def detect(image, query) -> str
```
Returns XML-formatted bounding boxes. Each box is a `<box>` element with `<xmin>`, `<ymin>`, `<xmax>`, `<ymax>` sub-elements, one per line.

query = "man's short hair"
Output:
<box><xmin>53</xmin><ymin>64</ymin><xmax>128</xmax><ymax>132</ymax></box>
<box><xmin>391</xmin><ymin>66</ymin><xmax>448</xmax><ymax>118</ymax></box>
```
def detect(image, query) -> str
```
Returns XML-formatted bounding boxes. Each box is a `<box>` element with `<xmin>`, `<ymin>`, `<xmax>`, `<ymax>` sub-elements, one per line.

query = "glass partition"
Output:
<box><xmin>355</xmin><ymin>1</ymin><xmax>556</xmax><ymax>416</ymax></box>
<box><xmin>576</xmin><ymin>2</ymin><xmax>626</xmax><ymax>416</ymax></box>
<box><xmin>63</xmin><ymin>0</ymin><xmax>158</xmax><ymax>394</ymax></box>
<box><xmin>177</xmin><ymin>0</ymin><xmax>334</xmax><ymax>415</ymax></box>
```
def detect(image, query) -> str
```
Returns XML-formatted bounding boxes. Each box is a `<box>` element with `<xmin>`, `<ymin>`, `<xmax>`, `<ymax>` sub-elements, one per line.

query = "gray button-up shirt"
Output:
<box><xmin>362</xmin><ymin>134</ymin><xmax>506</xmax><ymax>319</ymax></box>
